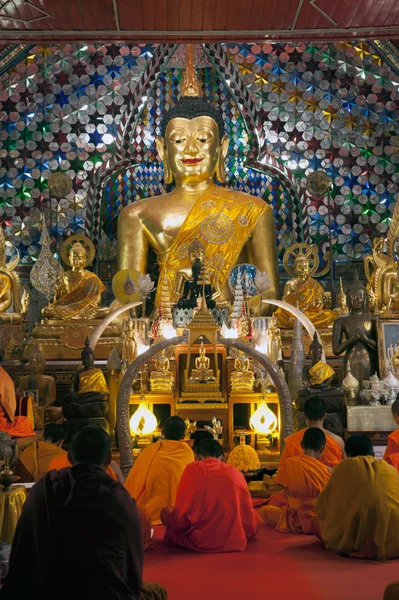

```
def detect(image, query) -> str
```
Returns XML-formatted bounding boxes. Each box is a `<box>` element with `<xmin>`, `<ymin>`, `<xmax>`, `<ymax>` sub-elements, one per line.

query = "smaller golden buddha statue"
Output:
<box><xmin>231</xmin><ymin>350</ymin><xmax>255</xmax><ymax>392</ymax></box>
<box><xmin>190</xmin><ymin>342</ymin><xmax>215</xmax><ymax>383</ymax></box>
<box><xmin>42</xmin><ymin>236</ymin><xmax>108</xmax><ymax>321</ymax></box>
<box><xmin>19</xmin><ymin>345</ymin><xmax>60</xmax><ymax>427</ymax></box>
<box><xmin>122</xmin><ymin>319</ymin><xmax>137</xmax><ymax>363</ymax></box>
<box><xmin>267</xmin><ymin>317</ymin><xmax>282</xmax><ymax>363</ymax></box>
<box><xmin>381</xmin><ymin>271</ymin><xmax>399</xmax><ymax>316</ymax></box>
<box><xmin>333</xmin><ymin>278</ymin><xmax>349</xmax><ymax>316</ymax></box>
<box><xmin>274</xmin><ymin>243</ymin><xmax>335</xmax><ymax>329</ymax></box>
<box><xmin>0</xmin><ymin>226</ymin><xmax>29</xmax><ymax>324</ymax></box>
<box><xmin>149</xmin><ymin>350</ymin><xmax>174</xmax><ymax>393</ymax></box>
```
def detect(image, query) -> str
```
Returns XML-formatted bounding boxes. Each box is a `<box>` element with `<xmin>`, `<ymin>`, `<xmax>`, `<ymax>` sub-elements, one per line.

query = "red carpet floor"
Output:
<box><xmin>144</xmin><ymin>525</ymin><xmax>399</xmax><ymax>600</ymax></box>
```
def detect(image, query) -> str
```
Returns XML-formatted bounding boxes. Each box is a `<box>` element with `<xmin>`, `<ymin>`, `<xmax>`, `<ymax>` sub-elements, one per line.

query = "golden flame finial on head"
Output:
<box><xmin>181</xmin><ymin>44</ymin><xmax>203</xmax><ymax>98</ymax></box>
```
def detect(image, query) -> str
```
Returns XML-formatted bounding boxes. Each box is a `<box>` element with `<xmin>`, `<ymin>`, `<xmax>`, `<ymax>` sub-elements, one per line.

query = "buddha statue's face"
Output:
<box><xmin>348</xmin><ymin>289</ymin><xmax>365</xmax><ymax>311</ymax></box>
<box><xmin>338</xmin><ymin>292</ymin><xmax>347</xmax><ymax>307</ymax></box>
<box><xmin>69</xmin><ymin>246</ymin><xmax>86</xmax><ymax>272</ymax></box>
<box><xmin>310</xmin><ymin>346</ymin><xmax>322</xmax><ymax>364</ymax></box>
<box><xmin>295</xmin><ymin>258</ymin><xmax>310</xmax><ymax>279</ymax></box>
<box><xmin>189</xmin><ymin>247</ymin><xmax>205</xmax><ymax>263</ymax></box>
<box><xmin>82</xmin><ymin>350</ymin><xmax>94</xmax><ymax>369</ymax></box>
<box><xmin>157</xmin><ymin>116</ymin><xmax>228</xmax><ymax>186</ymax></box>
<box><xmin>29</xmin><ymin>355</ymin><xmax>44</xmax><ymax>374</ymax></box>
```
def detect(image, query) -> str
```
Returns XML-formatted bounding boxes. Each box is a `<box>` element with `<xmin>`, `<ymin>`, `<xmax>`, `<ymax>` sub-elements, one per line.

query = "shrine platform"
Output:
<box><xmin>144</xmin><ymin>523</ymin><xmax>398</xmax><ymax>600</ymax></box>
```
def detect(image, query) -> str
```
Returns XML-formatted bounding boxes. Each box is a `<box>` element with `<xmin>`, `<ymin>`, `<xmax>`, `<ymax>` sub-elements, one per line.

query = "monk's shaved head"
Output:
<box><xmin>195</xmin><ymin>439</ymin><xmax>224</xmax><ymax>460</ymax></box>
<box><xmin>71</xmin><ymin>425</ymin><xmax>111</xmax><ymax>467</ymax></box>
<box><xmin>345</xmin><ymin>434</ymin><xmax>374</xmax><ymax>458</ymax></box>
<box><xmin>302</xmin><ymin>427</ymin><xmax>326</xmax><ymax>452</ymax></box>
<box><xmin>304</xmin><ymin>397</ymin><xmax>326</xmax><ymax>422</ymax></box>
<box><xmin>44</xmin><ymin>423</ymin><xmax>65</xmax><ymax>444</ymax></box>
<box><xmin>163</xmin><ymin>416</ymin><xmax>186</xmax><ymax>441</ymax></box>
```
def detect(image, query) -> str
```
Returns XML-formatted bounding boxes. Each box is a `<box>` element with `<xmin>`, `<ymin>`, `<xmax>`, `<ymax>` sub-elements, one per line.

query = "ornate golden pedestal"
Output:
<box><xmin>25</xmin><ymin>319</ymin><xmax>121</xmax><ymax>360</ymax></box>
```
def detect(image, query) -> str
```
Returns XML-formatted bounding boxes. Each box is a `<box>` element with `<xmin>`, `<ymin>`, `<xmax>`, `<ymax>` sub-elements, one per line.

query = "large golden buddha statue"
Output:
<box><xmin>0</xmin><ymin>226</ymin><xmax>28</xmax><ymax>324</ymax></box>
<box><xmin>275</xmin><ymin>243</ymin><xmax>335</xmax><ymax>329</ymax></box>
<box><xmin>117</xmin><ymin>45</ymin><xmax>279</xmax><ymax>314</ymax></box>
<box><xmin>43</xmin><ymin>235</ymin><xmax>108</xmax><ymax>321</ymax></box>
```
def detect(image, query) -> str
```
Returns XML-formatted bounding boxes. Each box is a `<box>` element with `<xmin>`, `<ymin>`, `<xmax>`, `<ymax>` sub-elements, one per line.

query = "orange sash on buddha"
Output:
<box><xmin>163</xmin><ymin>458</ymin><xmax>257</xmax><ymax>552</ymax></box>
<box><xmin>125</xmin><ymin>439</ymin><xmax>194</xmax><ymax>525</ymax></box>
<box><xmin>260</xmin><ymin>455</ymin><xmax>330</xmax><ymax>535</ymax></box>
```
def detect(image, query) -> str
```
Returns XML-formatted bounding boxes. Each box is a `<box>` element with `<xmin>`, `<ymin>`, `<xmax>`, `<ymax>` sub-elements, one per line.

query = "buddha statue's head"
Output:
<box><xmin>188</xmin><ymin>240</ymin><xmax>206</xmax><ymax>264</ymax></box>
<box><xmin>309</xmin><ymin>332</ymin><xmax>323</xmax><ymax>365</ymax></box>
<box><xmin>28</xmin><ymin>344</ymin><xmax>45</xmax><ymax>375</ymax></box>
<box><xmin>156</xmin><ymin>45</ymin><xmax>228</xmax><ymax>187</ymax></box>
<box><xmin>371</xmin><ymin>233</ymin><xmax>385</xmax><ymax>253</ymax></box>
<box><xmin>81</xmin><ymin>337</ymin><xmax>95</xmax><ymax>369</ymax></box>
<box><xmin>294</xmin><ymin>256</ymin><xmax>310</xmax><ymax>280</ymax></box>
<box><xmin>69</xmin><ymin>243</ymin><xmax>87</xmax><ymax>272</ymax></box>
<box><xmin>347</xmin><ymin>272</ymin><xmax>368</xmax><ymax>312</ymax></box>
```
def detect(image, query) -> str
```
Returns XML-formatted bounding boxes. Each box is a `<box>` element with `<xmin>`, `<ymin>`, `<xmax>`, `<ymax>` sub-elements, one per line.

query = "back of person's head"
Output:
<box><xmin>163</xmin><ymin>416</ymin><xmax>186</xmax><ymax>441</ymax></box>
<box><xmin>43</xmin><ymin>423</ymin><xmax>66</xmax><ymax>444</ymax></box>
<box><xmin>195</xmin><ymin>439</ymin><xmax>224</xmax><ymax>460</ymax></box>
<box><xmin>304</xmin><ymin>396</ymin><xmax>326</xmax><ymax>422</ymax></box>
<box><xmin>71</xmin><ymin>426</ymin><xmax>111</xmax><ymax>466</ymax></box>
<box><xmin>345</xmin><ymin>434</ymin><xmax>374</xmax><ymax>458</ymax></box>
<box><xmin>392</xmin><ymin>398</ymin><xmax>399</xmax><ymax>423</ymax></box>
<box><xmin>302</xmin><ymin>427</ymin><xmax>326</xmax><ymax>452</ymax></box>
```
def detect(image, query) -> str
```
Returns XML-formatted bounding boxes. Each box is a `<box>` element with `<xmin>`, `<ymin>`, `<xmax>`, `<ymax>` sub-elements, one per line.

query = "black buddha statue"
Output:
<box><xmin>177</xmin><ymin>258</ymin><xmax>216</xmax><ymax>310</ymax></box>
<box><xmin>62</xmin><ymin>339</ymin><xmax>110</xmax><ymax>443</ymax></box>
<box><xmin>297</xmin><ymin>333</ymin><xmax>345</xmax><ymax>438</ymax></box>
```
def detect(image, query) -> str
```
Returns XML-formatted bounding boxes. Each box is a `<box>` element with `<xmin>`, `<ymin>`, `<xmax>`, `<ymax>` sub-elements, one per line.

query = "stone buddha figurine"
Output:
<box><xmin>19</xmin><ymin>345</ymin><xmax>60</xmax><ymax>426</ymax></box>
<box><xmin>332</xmin><ymin>273</ymin><xmax>378</xmax><ymax>387</ymax></box>
<box><xmin>275</xmin><ymin>245</ymin><xmax>335</xmax><ymax>329</ymax></box>
<box><xmin>230</xmin><ymin>351</ymin><xmax>255</xmax><ymax>392</ymax></box>
<box><xmin>302</xmin><ymin>332</ymin><xmax>335</xmax><ymax>389</ymax></box>
<box><xmin>63</xmin><ymin>339</ymin><xmax>110</xmax><ymax>442</ymax></box>
<box><xmin>190</xmin><ymin>342</ymin><xmax>215</xmax><ymax>383</ymax></box>
<box><xmin>149</xmin><ymin>350</ymin><xmax>174</xmax><ymax>393</ymax></box>
<box><xmin>43</xmin><ymin>237</ymin><xmax>108</xmax><ymax>321</ymax></box>
<box><xmin>177</xmin><ymin>254</ymin><xmax>216</xmax><ymax>310</ymax></box>
<box><xmin>117</xmin><ymin>44</ymin><xmax>279</xmax><ymax>315</ymax></box>
<box><xmin>0</xmin><ymin>226</ymin><xmax>29</xmax><ymax>324</ymax></box>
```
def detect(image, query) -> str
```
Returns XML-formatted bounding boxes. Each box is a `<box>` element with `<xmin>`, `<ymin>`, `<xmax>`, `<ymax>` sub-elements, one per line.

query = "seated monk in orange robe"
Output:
<box><xmin>267</xmin><ymin>396</ymin><xmax>343</xmax><ymax>508</ymax></box>
<box><xmin>317</xmin><ymin>434</ymin><xmax>399</xmax><ymax>560</ymax></box>
<box><xmin>384</xmin><ymin>398</ymin><xmax>399</xmax><ymax>463</ymax></box>
<box><xmin>16</xmin><ymin>424</ymin><xmax>66</xmax><ymax>482</ymax></box>
<box><xmin>125</xmin><ymin>416</ymin><xmax>194</xmax><ymax>525</ymax></box>
<box><xmin>0</xmin><ymin>366</ymin><xmax>34</xmax><ymax>438</ymax></box>
<box><xmin>161</xmin><ymin>439</ymin><xmax>257</xmax><ymax>553</ymax></box>
<box><xmin>259</xmin><ymin>428</ymin><xmax>330</xmax><ymax>536</ymax></box>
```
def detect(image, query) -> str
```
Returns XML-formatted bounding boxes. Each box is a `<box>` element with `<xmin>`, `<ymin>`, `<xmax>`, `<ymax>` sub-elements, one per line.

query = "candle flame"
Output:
<box><xmin>250</xmin><ymin>402</ymin><xmax>277</xmax><ymax>434</ymax></box>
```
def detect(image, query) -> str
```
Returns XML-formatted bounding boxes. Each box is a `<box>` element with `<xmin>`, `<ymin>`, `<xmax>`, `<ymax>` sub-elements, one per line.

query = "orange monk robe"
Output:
<box><xmin>384</xmin><ymin>429</ymin><xmax>399</xmax><ymax>461</ymax></box>
<box><xmin>316</xmin><ymin>456</ymin><xmax>399</xmax><ymax>560</ymax></box>
<box><xmin>16</xmin><ymin>441</ymin><xmax>66</xmax><ymax>482</ymax></box>
<box><xmin>48</xmin><ymin>453</ymin><xmax>118</xmax><ymax>481</ymax></box>
<box><xmin>386</xmin><ymin>452</ymin><xmax>399</xmax><ymax>473</ymax></box>
<box><xmin>266</xmin><ymin>428</ymin><xmax>342</xmax><ymax>508</ymax></box>
<box><xmin>125</xmin><ymin>439</ymin><xmax>194</xmax><ymax>525</ymax></box>
<box><xmin>259</xmin><ymin>455</ymin><xmax>330</xmax><ymax>535</ymax></box>
<box><xmin>0</xmin><ymin>366</ymin><xmax>34</xmax><ymax>438</ymax></box>
<box><xmin>163</xmin><ymin>458</ymin><xmax>257</xmax><ymax>553</ymax></box>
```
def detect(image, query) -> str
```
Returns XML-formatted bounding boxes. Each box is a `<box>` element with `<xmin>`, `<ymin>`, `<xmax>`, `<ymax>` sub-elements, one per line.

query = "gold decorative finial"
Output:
<box><xmin>181</xmin><ymin>44</ymin><xmax>203</xmax><ymax>98</ymax></box>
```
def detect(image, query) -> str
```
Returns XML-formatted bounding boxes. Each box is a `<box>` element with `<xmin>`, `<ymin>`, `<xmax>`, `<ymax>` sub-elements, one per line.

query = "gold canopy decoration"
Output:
<box><xmin>181</xmin><ymin>44</ymin><xmax>203</xmax><ymax>98</ymax></box>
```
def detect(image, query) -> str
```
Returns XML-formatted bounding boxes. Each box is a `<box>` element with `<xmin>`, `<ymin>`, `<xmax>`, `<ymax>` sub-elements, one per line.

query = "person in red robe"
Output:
<box><xmin>267</xmin><ymin>397</ymin><xmax>343</xmax><ymax>508</ymax></box>
<box><xmin>161</xmin><ymin>439</ymin><xmax>257</xmax><ymax>553</ymax></box>
<box><xmin>384</xmin><ymin>398</ymin><xmax>399</xmax><ymax>464</ymax></box>
<box><xmin>259</xmin><ymin>428</ymin><xmax>330</xmax><ymax>536</ymax></box>
<box><xmin>0</xmin><ymin>425</ymin><xmax>165</xmax><ymax>600</ymax></box>
<box><xmin>0</xmin><ymin>366</ymin><xmax>34</xmax><ymax>437</ymax></box>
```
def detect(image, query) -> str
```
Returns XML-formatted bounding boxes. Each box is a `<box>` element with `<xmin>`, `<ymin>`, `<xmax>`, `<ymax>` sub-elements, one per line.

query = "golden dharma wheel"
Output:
<box><xmin>283</xmin><ymin>243</ymin><xmax>320</xmax><ymax>277</ymax></box>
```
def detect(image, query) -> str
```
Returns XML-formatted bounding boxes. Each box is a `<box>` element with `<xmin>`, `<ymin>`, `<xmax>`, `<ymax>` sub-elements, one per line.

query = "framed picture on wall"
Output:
<box><xmin>377</xmin><ymin>319</ymin><xmax>399</xmax><ymax>377</ymax></box>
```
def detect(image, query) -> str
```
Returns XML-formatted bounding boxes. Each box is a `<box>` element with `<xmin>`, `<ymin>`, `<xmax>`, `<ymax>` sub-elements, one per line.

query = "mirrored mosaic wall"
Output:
<box><xmin>1</xmin><ymin>41</ymin><xmax>399</xmax><ymax>267</ymax></box>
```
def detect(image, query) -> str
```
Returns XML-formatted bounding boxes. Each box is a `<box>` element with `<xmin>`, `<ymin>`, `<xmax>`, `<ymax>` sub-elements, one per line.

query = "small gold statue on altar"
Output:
<box><xmin>333</xmin><ymin>278</ymin><xmax>349</xmax><ymax>316</ymax></box>
<box><xmin>267</xmin><ymin>317</ymin><xmax>282</xmax><ymax>363</ymax></box>
<box><xmin>274</xmin><ymin>243</ymin><xmax>335</xmax><ymax>329</ymax></box>
<box><xmin>117</xmin><ymin>44</ymin><xmax>279</xmax><ymax>314</ymax></box>
<box><xmin>190</xmin><ymin>342</ymin><xmax>215</xmax><ymax>383</ymax></box>
<box><xmin>0</xmin><ymin>226</ymin><xmax>29</xmax><ymax>324</ymax></box>
<box><xmin>43</xmin><ymin>235</ymin><xmax>108</xmax><ymax>321</ymax></box>
<box><xmin>150</xmin><ymin>350</ymin><xmax>174</xmax><ymax>393</ymax></box>
<box><xmin>230</xmin><ymin>351</ymin><xmax>255</xmax><ymax>392</ymax></box>
<box><xmin>122</xmin><ymin>319</ymin><xmax>137</xmax><ymax>363</ymax></box>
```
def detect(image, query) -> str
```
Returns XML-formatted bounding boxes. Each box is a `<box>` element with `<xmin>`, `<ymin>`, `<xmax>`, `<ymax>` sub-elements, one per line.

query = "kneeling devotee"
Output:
<box><xmin>259</xmin><ymin>428</ymin><xmax>330</xmax><ymax>536</ymax></box>
<box><xmin>0</xmin><ymin>365</ymin><xmax>34</xmax><ymax>437</ymax></box>
<box><xmin>125</xmin><ymin>415</ymin><xmax>194</xmax><ymax>525</ymax></box>
<box><xmin>316</xmin><ymin>434</ymin><xmax>399</xmax><ymax>560</ymax></box>
<box><xmin>161</xmin><ymin>439</ymin><xmax>257</xmax><ymax>553</ymax></box>
<box><xmin>0</xmin><ymin>426</ymin><xmax>166</xmax><ymax>600</ymax></box>
<box><xmin>15</xmin><ymin>423</ymin><xmax>66</xmax><ymax>482</ymax></box>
